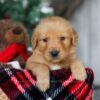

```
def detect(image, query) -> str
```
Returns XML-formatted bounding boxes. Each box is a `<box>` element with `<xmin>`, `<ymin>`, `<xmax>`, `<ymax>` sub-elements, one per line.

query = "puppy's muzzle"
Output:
<box><xmin>50</xmin><ymin>50</ymin><xmax>59</xmax><ymax>58</ymax></box>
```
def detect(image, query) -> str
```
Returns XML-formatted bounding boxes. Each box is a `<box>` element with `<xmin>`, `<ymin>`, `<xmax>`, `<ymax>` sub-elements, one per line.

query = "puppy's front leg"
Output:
<box><xmin>70</xmin><ymin>59</ymin><xmax>87</xmax><ymax>81</ymax></box>
<box><xmin>26</xmin><ymin>61</ymin><xmax>50</xmax><ymax>91</ymax></box>
<box><xmin>36</xmin><ymin>64</ymin><xmax>50</xmax><ymax>91</ymax></box>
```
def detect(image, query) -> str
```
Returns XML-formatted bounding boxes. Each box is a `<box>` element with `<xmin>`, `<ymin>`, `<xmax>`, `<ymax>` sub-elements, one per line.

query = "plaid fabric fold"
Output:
<box><xmin>0</xmin><ymin>64</ymin><xmax>94</xmax><ymax>100</ymax></box>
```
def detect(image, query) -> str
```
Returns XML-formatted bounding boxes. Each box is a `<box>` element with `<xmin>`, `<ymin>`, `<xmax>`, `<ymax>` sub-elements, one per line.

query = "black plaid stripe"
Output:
<box><xmin>0</xmin><ymin>65</ymin><xmax>12</xmax><ymax>84</ymax></box>
<box><xmin>51</xmin><ymin>87</ymin><xmax>76</xmax><ymax>100</ymax></box>
<box><xmin>15</xmin><ymin>85</ymin><xmax>46</xmax><ymax>100</ymax></box>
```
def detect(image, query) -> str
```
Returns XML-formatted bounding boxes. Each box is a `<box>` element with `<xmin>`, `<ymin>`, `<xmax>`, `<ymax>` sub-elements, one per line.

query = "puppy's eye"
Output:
<box><xmin>60</xmin><ymin>36</ymin><xmax>66</xmax><ymax>41</ymax></box>
<box><xmin>42</xmin><ymin>38</ymin><xmax>48</xmax><ymax>42</ymax></box>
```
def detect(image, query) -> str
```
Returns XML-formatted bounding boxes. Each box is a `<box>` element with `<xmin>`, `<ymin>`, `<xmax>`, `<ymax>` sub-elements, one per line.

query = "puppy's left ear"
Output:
<box><xmin>31</xmin><ymin>32</ymin><xmax>38</xmax><ymax>50</ymax></box>
<box><xmin>71</xmin><ymin>28</ymin><xmax>78</xmax><ymax>47</ymax></box>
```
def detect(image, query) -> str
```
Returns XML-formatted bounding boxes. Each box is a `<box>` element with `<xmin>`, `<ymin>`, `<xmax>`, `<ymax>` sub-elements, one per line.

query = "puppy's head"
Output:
<box><xmin>32</xmin><ymin>16</ymin><xmax>78</xmax><ymax>63</ymax></box>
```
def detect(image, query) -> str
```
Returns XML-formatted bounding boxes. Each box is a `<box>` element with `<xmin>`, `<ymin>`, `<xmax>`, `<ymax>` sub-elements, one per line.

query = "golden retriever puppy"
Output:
<box><xmin>26</xmin><ymin>16</ymin><xmax>87</xmax><ymax>91</ymax></box>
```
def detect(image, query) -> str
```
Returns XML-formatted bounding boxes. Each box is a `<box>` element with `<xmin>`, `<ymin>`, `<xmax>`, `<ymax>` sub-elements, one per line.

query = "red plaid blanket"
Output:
<box><xmin>0</xmin><ymin>64</ymin><xmax>94</xmax><ymax>100</ymax></box>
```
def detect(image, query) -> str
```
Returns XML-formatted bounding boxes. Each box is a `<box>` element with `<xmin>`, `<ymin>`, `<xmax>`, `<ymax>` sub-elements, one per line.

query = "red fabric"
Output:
<box><xmin>0</xmin><ymin>43</ymin><xmax>29</xmax><ymax>63</ymax></box>
<box><xmin>0</xmin><ymin>65</ymin><xmax>94</xmax><ymax>100</ymax></box>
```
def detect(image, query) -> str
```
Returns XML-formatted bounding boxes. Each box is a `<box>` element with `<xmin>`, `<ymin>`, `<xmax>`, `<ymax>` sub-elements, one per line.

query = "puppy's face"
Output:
<box><xmin>32</xmin><ymin>17</ymin><xmax>78</xmax><ymax>63</ymax></box>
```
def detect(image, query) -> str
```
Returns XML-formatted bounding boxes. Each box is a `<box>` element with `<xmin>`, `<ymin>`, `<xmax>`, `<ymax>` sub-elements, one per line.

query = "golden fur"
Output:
<box><xmin>26</xmin><ymin>16</ymin><xmax>87</xmax><ymax>91</ymax></box>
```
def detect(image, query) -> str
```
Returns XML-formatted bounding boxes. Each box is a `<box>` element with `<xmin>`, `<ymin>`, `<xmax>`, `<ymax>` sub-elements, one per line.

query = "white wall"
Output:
<box><xmin>70</xmin><ymin>0</ymin><xmax>100</xmax><ymax>85</ymax></box>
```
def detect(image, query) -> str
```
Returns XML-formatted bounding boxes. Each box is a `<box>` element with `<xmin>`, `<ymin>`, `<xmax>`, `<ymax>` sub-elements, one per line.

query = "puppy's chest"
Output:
<box><xmin>49</xmin><ymin>64</ymin><xmax>61</xmax><ymax>70</ymax></box>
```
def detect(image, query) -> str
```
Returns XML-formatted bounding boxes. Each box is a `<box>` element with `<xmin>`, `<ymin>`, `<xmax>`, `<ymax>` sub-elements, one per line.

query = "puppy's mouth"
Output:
<box><xmin>45</xmin><ymin>54</ymin><xmax>63</xmax><ymax>63</ymax></box>
<box><xmin>51</xmin><ymin>58</ymin><xmax>61</xmax><ymax>63</ymax></box>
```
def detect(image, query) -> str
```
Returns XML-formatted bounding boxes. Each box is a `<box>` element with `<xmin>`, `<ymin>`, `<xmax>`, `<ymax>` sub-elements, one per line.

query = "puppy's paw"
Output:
<box><xmin>71</xmin><ymin>60</ymin><xmax>87</xmax><ymax>81</ymax></box>
<box><xmin>72</xmin><ymin>70</ymin><xmax>87</xmax><ymax>81</ymax></box>
<box><xmin>36</xmin><ymin>77</ymin><xmax>50</xmax><ymax>92</ymax></box>
<box><xmin>36</xmin><ymin>79</ymin><xmax>50</xmax><ymax>92</ymax></box>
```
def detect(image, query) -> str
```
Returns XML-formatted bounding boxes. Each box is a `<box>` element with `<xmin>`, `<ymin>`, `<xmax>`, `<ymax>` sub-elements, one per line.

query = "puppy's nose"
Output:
<box><xmin>50</xmin><ymin>50</ymin><xmax>59</xmax><ymax>58</ymax></box>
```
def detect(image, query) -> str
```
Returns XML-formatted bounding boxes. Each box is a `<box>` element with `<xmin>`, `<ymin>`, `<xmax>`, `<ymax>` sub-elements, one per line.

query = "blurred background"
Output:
<box><xmin>0</xmin><ymin>0</ymin><xmax>100</xmax><ymax>99</ymax></box>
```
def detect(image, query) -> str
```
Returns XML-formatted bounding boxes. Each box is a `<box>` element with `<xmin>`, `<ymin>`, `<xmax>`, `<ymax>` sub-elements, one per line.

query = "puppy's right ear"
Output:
<box><xmin>71</xmin><ymin>28</ymin><xmax>78</xmax><ymax>47</ymax></box>
<box><xmin>31</xmin><ymin>32</ymin><xmax>38</xmax><ymax>50</ymax></box>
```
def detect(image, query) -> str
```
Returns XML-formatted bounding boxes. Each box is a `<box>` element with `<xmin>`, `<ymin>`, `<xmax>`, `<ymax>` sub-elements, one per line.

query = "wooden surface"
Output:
<box><xmin>70</xmin><ymin>0</ymin><xmax>100</xmax><ymax>85</ymax></box>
